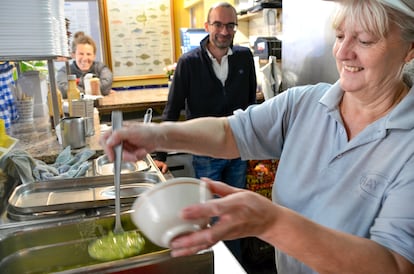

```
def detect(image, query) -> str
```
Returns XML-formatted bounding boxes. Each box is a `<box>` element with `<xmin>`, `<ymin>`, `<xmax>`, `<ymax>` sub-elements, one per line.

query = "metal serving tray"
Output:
<box><xmin>8</xmin><ymin>172</ymin><xmax>162</xmax><ymax>214</ymax></box>
<box><xmin>94</xmin><ymin>154</ymin><xmax>151</xmax><ymax>175</ymax></box>
<box><xmin>0</xmin><ymin>212</ymin><xmax>214</xmax><ymax>274</ymax></box>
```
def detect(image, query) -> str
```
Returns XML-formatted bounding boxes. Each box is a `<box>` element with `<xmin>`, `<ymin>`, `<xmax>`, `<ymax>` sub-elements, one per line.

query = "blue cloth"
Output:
<box><xmin>0</xmin><ymin>62</ymin><xmax>18</xmax><ymax>130</ymax></box>
<box><xmin>228</xmin><ymin>80</ymin><xmax>414</xmax><ymax>273</ymax></box>
<box><xmin>192</xmin><ymin>155</ymin><xmax>247</xmax><ymax>188</ymax></box>
<box><xmin>1</xmin><ymin>146</ymin><xmax>95</xmax><ymax>184</ymax></box>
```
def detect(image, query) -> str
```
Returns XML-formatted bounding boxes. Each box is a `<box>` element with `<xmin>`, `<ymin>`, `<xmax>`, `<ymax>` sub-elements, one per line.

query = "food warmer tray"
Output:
<box><xmin>8</xmin><ymin>172</ymin><xmax>162</xmax><ymax>214</ymax></box>
<box><xmin>94</xmin><ymin>154</ymin><xmax>151</xmax><ymax>175</ymax></box>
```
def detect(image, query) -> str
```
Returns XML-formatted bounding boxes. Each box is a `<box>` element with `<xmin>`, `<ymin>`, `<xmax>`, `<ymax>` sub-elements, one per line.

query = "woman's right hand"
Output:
<box><xmin>100</xmin><ymin>123</ymin><xmax>159</xmax><ymax>162</ymax></box>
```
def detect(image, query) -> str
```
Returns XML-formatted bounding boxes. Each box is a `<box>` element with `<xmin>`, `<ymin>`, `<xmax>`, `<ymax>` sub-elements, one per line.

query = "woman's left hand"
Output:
<box><xmin>169</xmin><ymin>178</ymin><xmax>278</xmax><ymax>257</ymax></box>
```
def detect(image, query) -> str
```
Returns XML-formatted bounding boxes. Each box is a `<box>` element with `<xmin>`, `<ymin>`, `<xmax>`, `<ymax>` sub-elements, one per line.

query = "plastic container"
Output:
<box><xmin>89</xmin><ymin>78</ymin><xmax>100</xmax><ymax>96</ymax></box>
<box><xmin>83</xmin><ymin>73</ymin><xmax>94</xmax><ymax>95</ymax></box>
<box><xmin>15</xmin><ymin>98</ymin><xmax>34</xmax><ymax>122</ymax></box>
<box><xmin>17</xmin><ymin>71</ymin><xmax>48</xmax><ymax>118</ymax></box>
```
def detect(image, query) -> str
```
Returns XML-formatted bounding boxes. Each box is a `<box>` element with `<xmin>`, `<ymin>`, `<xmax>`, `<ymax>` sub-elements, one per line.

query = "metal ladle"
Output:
<box><xmin>112</xmin><ymin>110</ymin><xmax>124</xmax><ymax>234</ymax></box>
<box><xmin>88</xmin><ymin>111</ymin><xmax>145</xmax><ymax>261</ymax></box>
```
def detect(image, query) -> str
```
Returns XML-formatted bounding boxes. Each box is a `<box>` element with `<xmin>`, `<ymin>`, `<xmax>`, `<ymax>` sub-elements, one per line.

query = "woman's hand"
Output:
<box><xmin>100</xmin><ymin>123</ymin><xmax>159</xmax><ymax>162</ymax></box>
<box><xmin>169</xmin><ymin>178</ymin><xmax>278</xmax><ymax>257</ymax></box>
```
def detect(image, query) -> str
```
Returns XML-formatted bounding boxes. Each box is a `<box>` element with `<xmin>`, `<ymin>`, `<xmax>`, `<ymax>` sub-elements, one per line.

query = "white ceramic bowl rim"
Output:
<box><xmin>134</xmin><ymin>177</ymin><xmax>209</xmax><ymax>210</ymax></box>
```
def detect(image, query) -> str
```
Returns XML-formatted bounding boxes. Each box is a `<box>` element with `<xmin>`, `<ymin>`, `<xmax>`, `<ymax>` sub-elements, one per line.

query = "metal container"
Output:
<box><xmin>95</xmin><ymin>154</ymin><xmax>151</xmax><ymax>175</ymax></box>
<box><xmin>0</xmin><ymin>154</ymin><xmax>214</xmax><ymax>273</ymax></box>
<box><xmin>7</xmin><ymin>172</ymin><xmax>163</xmax><ymax>215</ymax></box>
<box><xmin>0</xmin><ymin>212</ymin><xmax>214</xmax><ymax>274</ymax></box>
<box><xmin>60</xmin><ymin>117</ymin><xmax>86</xmax><ymax>149</ymax></box>
<box><xmin>84</xmin><ymin>116</ymin><xmax>95</xmax><ymax>137</ymax></box>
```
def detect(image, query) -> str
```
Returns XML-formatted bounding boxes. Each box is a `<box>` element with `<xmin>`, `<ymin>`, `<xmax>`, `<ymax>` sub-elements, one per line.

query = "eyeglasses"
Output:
<box><xmin>208</xmin><ymin>21</ymin><xmax>238</xmax><ymax>32</ymax></box>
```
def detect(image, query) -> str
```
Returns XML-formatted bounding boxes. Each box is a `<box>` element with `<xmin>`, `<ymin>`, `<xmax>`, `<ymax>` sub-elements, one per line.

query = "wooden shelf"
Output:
<box><xmin>238</xmin><ymin>12</ymin><xmax>262</xmax><ymax>22</ymax></box>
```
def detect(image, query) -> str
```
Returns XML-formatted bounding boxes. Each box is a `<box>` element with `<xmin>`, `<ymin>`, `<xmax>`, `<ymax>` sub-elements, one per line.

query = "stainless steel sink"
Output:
<box><xmin>0</xmin><ymin>212</ymin><xmax>214</xmax><ymax>274</ymax></box>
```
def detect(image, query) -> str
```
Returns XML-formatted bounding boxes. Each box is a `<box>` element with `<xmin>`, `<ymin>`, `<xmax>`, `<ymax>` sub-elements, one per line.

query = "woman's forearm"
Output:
<box><xmin>157</xmin><ymin>117</ymin><xmax>240</xmax><ymax>159</ymax></box>
<box><xmin>263</xmin><ymin>206</ymin><xmax>413</xmax><ymax>274</ymax></box>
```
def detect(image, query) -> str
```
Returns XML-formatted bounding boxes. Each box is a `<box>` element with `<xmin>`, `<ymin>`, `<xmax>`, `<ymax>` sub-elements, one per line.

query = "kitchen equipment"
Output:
<box><xmin>254</xmin><ymin>36</ymin><xmax>282</xmax><ymax>60</ymax></box>
<box><xmin>112</xmin><ymin>110</ymin><xmax>124</xmax><ymax>235</ymax></box>
<box><xmin>60</xmin><ymin>116</ymin><xmax>95</xmax><ymax>149</ymax></box>
<box><xmin>131</xmin><ymin>177</ymin><xmax>213</xmax><ymax>248</ymax></box>
<box><xmin>95</xmin><ymin>154</ymin><xmax>150</xmax><ymax>175</ymax></box>
<box><xmin>84</xmin><ymin>116</ymin><xmax>95</xmax><ymax>136</ymax></box>
<box><xmin>71</xmin><ymin>98</ymin><xmax>95</xmax><ymax>136</ymax></box>
<box><xmin>7</xmin><ymin>172</ymin><xmax>160</xmax><ymax>215</ymax></box>
<box><xmin>0</xmin><ymin>212</ymin><xmax>214</xmax><ymax>274</ymax></box>
<box><xmin>60</xmin><ymin>117</ymin><xmax>86</xmax><ymax>149</ymax></box>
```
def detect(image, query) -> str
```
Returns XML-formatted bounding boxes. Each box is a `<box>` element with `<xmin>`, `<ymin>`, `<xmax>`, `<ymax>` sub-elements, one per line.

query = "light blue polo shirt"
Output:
<box><xmin>229</xmin><ymin>80</ymin><xmax>414</xmax><ymax>273</ymax></box>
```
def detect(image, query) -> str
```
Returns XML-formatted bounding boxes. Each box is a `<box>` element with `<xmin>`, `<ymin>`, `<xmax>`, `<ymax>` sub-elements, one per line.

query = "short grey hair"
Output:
<box><xmin>206</xmin><ymin>2</ymin><xmax>237</xmax><ymax>23</ymax></box>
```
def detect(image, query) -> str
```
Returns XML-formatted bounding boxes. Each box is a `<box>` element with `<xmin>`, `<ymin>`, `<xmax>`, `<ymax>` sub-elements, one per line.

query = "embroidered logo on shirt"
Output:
<box><xmin>359</xmin><ymin>173</ymin><xmax>388</xmax><ymax>198</ymax></box>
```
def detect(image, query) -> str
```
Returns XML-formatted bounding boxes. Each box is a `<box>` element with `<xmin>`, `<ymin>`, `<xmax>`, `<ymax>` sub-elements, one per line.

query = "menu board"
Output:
<box><xmin>104</xmin><ymin>0</ymin><xmax>174</xmax><ymax>79</ymax></box>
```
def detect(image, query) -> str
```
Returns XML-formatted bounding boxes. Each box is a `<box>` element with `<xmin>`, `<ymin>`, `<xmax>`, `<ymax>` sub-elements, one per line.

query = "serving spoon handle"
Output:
<box><xmin>112</xmin><ymin>110</ymin><xmax>124</xmax><ymax>234</ymax></box>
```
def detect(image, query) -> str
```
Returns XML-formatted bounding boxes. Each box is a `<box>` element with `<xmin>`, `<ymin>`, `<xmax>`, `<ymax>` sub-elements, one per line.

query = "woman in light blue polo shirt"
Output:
<box><xmin>102</xmin><ymin>0</ymin><xmax>414</xmax><ymax>273</ymax></box>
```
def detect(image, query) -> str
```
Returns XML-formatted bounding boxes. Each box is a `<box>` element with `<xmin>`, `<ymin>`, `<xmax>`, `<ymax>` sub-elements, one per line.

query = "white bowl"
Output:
<box><xmin>131</xmin><ymin>177</ymin><xmax>212</xmax><ymax>248</ymax></box>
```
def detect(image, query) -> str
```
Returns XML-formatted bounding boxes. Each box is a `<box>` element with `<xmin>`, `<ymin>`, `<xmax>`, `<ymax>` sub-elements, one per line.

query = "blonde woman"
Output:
<box><xmin>102</xmin><ymin>1</ymin><xmax>414</xmax><ymax>273</ymax></box>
